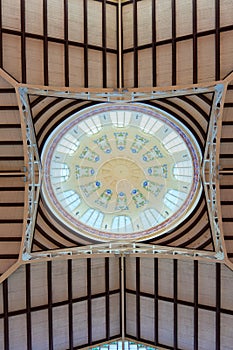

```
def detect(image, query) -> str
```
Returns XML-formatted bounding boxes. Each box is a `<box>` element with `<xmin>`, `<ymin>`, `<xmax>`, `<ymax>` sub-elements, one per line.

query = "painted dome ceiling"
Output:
<box><xmin>41</xmin><ymin>103</ymin><xmax>202</xmax><ymax>241</ymax></box>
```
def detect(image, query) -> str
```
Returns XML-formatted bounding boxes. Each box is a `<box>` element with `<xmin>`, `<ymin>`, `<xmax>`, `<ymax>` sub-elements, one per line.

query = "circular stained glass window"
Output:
<box><xmin>41</xmin><ymin>103</ymin><xmax>202</xmax><ymax>241</ymax></box>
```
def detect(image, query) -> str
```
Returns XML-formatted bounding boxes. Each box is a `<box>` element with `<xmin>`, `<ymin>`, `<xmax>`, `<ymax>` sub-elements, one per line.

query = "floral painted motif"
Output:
<box><xmin>131</xmin><ymin>189</ymin><xmax>148</xmax><ymax>208</ymax></box>
<box><xmin>80</xmin><ymin>181</ymin><xmax>101</xmax><ymax>197</ymax></box>
<box><xmin>148</xmin><ymin>164</ymin><xmax>168</xmax><ymax>178</ymax></box>
<box><xmin>95</xmin><ymin>189</ymin><xmax>112</xmax><ymax>208</ymax></box>
<box><xmin>114</xmin><ymin>132</ymin><xmax>128</xmax><ymax>150</ymax></box>
<box><xmin>94</xmin><ymin>135</ymin><xmax>112</xmax><ymax>153</ymax></box>
<box><xmin>142</xmin><ymin>180</ymin><xmax>163</xmax><ymax>197</ymax></box>
<box><xmin>75</xmin><ymin>165</ymin><xmax>95</xmax><ymax>178</ymax></box>
<box><xmin>79</xmin><ymin>146</ymin><xmax>100</xmax><ymax>162</ymax></box>
<box><xmin>130</xmin><ymin>134</ymin><xmax>149</xmax><ymax>153</ymax></box>
<box><xmin>142</xmin><ymin>146</ymin><xmax>163</xmax><ymax>161</ymax></box>
<box><xmin>115</xmin><ymin>192</ymin><xmax>129</xmax><ymax>210</ymax></box>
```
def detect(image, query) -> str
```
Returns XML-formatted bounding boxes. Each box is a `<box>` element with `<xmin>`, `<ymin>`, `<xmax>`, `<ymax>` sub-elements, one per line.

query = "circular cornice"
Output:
<box><xmin>41</xmin><ymin>103</ymin><xmax>202</xmax><ymax>242</ymax></box>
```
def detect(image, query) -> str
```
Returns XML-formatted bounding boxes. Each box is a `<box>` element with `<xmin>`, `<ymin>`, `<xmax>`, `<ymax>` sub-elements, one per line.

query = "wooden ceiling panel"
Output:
<box><xmin>0</xmin><ymin>190</ymin><xmax>24</xmax><ymax>204</ymax></box>
<box><xmin>176</xmin><ymin>40</ymin><xmax>193</xmax><ymax>85</ymax></box>
<box><xmin>26</xmin><ymin>38</ymin><xmax>44</xmax><ymax>86</ymax></box>
<box><xmin>0</xmin><ymin>110</ymin><xmax>21</xmax><ymax>125</ymax></box>
<box><xmin>109</xmin><ymin>294</ymin><xmax>121</xmax><ymax>336</ymax></box>
<box><xmin>9</xmin><ymin>314</ymin><xmax>27</xmax><ymax>349</ymax></box>
<box><xmin>7</xmin><ymin>265</ymin><xmax>26</xmax><ymax>312</ymax></box>
<box><xmin>47</xmin><ymin>0</ymin><xmax>64</xmax><ymax>39</ymax></box>
<box><xmin>87</xmin><ymin>1</ymin><xmax>103</xmax><ymax>47</ymax></box>
<box><xmin>0</xmin><ymin>76</ymin><xmax>15</xmax><ymax>89</ymax></box>
<box><xmin>31</xmin><ymin>309</ymin><xmax>50</xmax><ymax>349</ymax></box>
<box><xmin>177</xmin><ymin>304</ymin><xmax>194</xmax><ymax>350</ymax></box>
<box><xmin>155</xmin><ymin>0</ymin><xmax>172</xmax><ymax>42</ymax></box>
<box><xmin>30</xmin><ymin>262</ymin><xmax>48</xmax><ymax>307</ymax></box>
<box><xmin>1</xmin><ymin>0</ymin><xmax>21</xmax><ymax>31</ymax></box>
<box><xmin>138</xmin><ymin>48</ymin><xmax>153</xmax><ymax>87</ymax></box>
<box><xmin>220</xmin><ymin>0</ymin><xmax>233</xmax><ymax>27</ymax></box>
<box><xmin>140</xmin><ymin>296</ymin><xmax>155</xmax><ymax>342</ymax></box>
<box><xmin>0</xmin><ymin>223</ymin><xmax>22</xmax><ymax>238</ymax></box>
<box><xmin>197</xmin><ymin>35</ymin><xmax>216</xmax><ymax>83</ymax></box>
<box><xmin>2</xmin><ymin>34</ymin><xmax>21</xmax><ymax>83</ymax></box>
<box><xmin>137</xmin><ymin>0</ymin><xmax>152</xmax><ymax>47</ymax></box>
<box><xmin>196</xmin><ymin>0</ymin><xmax>215</xmax><ymax>32</ymax></box>
<box><xmin>220</xmin><ymin>31</ymin><xmax>233</xmax><ymax>79</ymax></box>
<box><xmin>25</xmin><ymin>0</ymin><xmax>43</xmax><ymax>35</ymax></box>
<box><xmin>107</xmin><ymin>52</ymin><xmax>118</xmax><ymax>87</ymax></box>
<box><xmin>72</xmin><ymin>301</ymin><xmax>89</xmax><ymax>347</ymax></box>
<box><xmin>175</xmin><ymin>0</ymin><xmax>193</xmax><ymax>37</ymax></box>
<box><xmin>68</xmin><ymin>1</ymin><xmax>84</xmax><ymax>43</ymax></box>
<box><xmin>198</xmin><ymin>309</ymin><xmax>216</xmax><ymax>349</ymax></box>
<box><xmin>0</xmin><ymin>260</ymin><xmax>18</xmax><ymax>276</ymax></box>
<box><xmin>69</xmin><ymin>46</ymin><xmax>85</xmax><ymax>88</ymax></box>
<box><xmin>220</xmin><ymin>313</ymin><xmax>233</xmax><ymax>349</ymax></box>
<box><xmin>177</xmin><ymin>259</ymin><xmax>194</xmax><ymax>302</ymax></box>
<box><xmin>122</xmin><ymin>3</ymin><xmax>134</xmax><ymax>50</ymax></box>
<box><xmin>157</xmin><ymin>300</ymin><xmax>174</xmax><ymax>348</ymax></box>
<box><xmin>52</xmin><ymin>305</ymin><xmax>70</xmax><ymax>349</ymax></box>
<box><xmin>106</xmin><ymin>4</ymin><xmax>117</xmax><ymax>50</ymax></box>
<box><xmin>155</xmin><ymin>44</ymin><xmax>173</xmax><ymax>87</ymax></box>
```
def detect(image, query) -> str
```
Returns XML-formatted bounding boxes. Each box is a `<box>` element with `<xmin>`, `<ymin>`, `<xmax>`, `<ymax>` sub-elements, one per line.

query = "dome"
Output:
<box><xmin>41</xmin><ymin>103</ymin><xmax>202</xmax><ymax>241</ymax></box>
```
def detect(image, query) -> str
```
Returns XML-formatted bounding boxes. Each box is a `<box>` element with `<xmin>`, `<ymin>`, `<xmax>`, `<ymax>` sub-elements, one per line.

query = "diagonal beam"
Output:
<box><xmin>202</xmin><ymin>82</ymin><xmax>228</xmax><ymax>258</ymax></box>
<box><xmin>15</xmin><ymin>86</ymin><xmax>42</xmax><ymax>261</ymax></box>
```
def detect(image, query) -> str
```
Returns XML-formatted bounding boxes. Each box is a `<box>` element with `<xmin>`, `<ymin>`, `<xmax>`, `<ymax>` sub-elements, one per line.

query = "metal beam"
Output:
<box><xmin>22</xmin><ymin>241</ymin><xmax>223</xmax><ymax>263</ymax></box>
<box><xmin>64</xmin><ymin>0</ymin><xmax>69</xmax><ymax>87</ymax></box>
<box><xmin>171</xmin><ymin>0</ymin><xmax>176</xmax><ymax>85</ymax></box>
<box><xmin>84</xmin><ymin>0</ymin><xmax>88</xmax><ymax>88</ymax></box>
<box><xmin>3</xmin><ymin>279</ymin><xmax>9</xmax><ymax>350</ymax></box>
<box><xmin>194</xmin><ymin>260</ymin><xmax>198</xmax><ymax>350</ymax></box>
<box><xmin>47</xmin><ymin>261</ymin><xmax>53</xmax><ymax>350</ymax></box>
<box><xmin>22</xmin><ymin>82</ymin><xmax>221</xmax><ymax>103</ymax></box>
<box><xmin>26</xmin><ymin>264</ymin><xmax>32</xmax><ymax>350</ymax></box>
<box><xmin>118</xmin><ymin>0</ymin><xmax>122</xmax><ymax>88</ymax></box>
<box><xmin>202</xmin><ymin>83</ymin><xmax>227</xmax><ymax>257</ymax></box>
<box><xmin>15</xmin><ymin>87</ymin><xmax>42</xmax><ymax>260</ymax></box>
<box><xmin>121</xmin><ymin>255</ymin><xmax>125</xmax><ymax>342</ymax></box>
<box><xmin>68</xmin><ymin>259</ymin><xmax>74</xmax><ymax>350</ymax></box>
<box><xmin>192</xmin><ymin>0</ymin><xmax>197</xmax><ymax>83</ymax></box>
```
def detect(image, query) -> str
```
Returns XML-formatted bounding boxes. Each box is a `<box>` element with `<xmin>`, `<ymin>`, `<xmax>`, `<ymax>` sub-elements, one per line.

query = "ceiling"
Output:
<box><xmin>0</xmin><ymin>0</ymin><xmax>233</xmax><ymax>349</ymax></box>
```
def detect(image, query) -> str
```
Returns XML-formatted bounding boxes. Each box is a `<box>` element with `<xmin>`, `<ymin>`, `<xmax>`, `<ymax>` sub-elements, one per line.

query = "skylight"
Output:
<box><xmin>41</xmin><ymin>103</ymin><xmax>201</xmax><ymax>241</ymax></box>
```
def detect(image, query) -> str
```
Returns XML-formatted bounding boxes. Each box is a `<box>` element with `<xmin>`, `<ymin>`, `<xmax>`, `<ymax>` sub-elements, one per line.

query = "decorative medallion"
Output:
<box><xmin>41</xmin><ymin>103</ymin><xmax>202</xmax><ymax>241</ymax></box>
